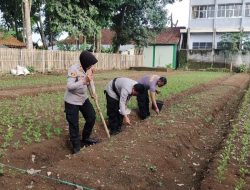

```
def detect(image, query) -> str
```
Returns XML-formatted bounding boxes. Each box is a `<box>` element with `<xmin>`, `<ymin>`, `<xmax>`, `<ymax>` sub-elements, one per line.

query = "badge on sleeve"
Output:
<box><xmin>70</xmin><ymin>72</ymin><xmax>77</xmax><ymax>78</ymax></box>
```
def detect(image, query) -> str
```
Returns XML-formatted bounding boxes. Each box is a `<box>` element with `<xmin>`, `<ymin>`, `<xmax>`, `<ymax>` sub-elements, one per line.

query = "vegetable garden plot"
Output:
<box><xmin>1</xmin><ymin>71</ymin><xmax>246</xmax><ymax>190</ymax></box>
<box><xmin>201</xmin><ymin>85</ymin><xmax>250</xmax><ymax>190</ymax></box>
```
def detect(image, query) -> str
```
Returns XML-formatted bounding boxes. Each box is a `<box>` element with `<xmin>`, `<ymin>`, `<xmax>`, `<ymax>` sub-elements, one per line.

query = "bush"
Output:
<box><xmin>239</xmin><ymin>64</ymin><xmax>247</xmax><ymax>73</ymax></box>
<box><xmin>27</xmin><ymin>66</ymin><xmax>35</xmax><ymax>73</ymax></box>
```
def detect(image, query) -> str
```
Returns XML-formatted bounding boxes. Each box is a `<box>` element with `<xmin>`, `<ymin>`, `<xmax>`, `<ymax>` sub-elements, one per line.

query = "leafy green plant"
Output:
<box><xmin>12</xmin><ymin>141</ymin><xmax>20</xmax><ymax>149</ymax></box>
<box><xmin>27</xmin><ymin>66</ymin><xmax>35</xmax><ymax>73</ymax></box>
<box><xmin>235</xmin><ymin>178</ymin><xmax>246</xmax><ymax>190</ymax></box>
<box><xmin>33</xmin><ymin>128</ymin><xmax>41</xmax><ymax>143</ymax></box>
<box><xmin>46</xmin><ymin>123</ymin><xmax>53</xmax><ymax>139</ymax></box>
<box><xmin>2</xmin><ymin>126</ymin><xmax>14</xmax><ymax>149</ymax></box>
<box><xmin>54</xmin><ymin>127</ymin><xmax>62</xmax><ymax>136</ymax></box>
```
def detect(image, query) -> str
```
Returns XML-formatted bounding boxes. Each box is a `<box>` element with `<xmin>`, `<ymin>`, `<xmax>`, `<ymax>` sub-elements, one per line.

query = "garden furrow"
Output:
<box><xmin>0</xmin><ymin>73</ymin><xmax>248</xmax><ymax>190</ymax></box>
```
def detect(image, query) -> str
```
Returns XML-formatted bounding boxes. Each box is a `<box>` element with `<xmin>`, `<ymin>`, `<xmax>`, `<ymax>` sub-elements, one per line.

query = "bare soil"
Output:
<box><xmin>0</xmin><ymin>73</ymin><xmax>249</xmax><ymax>190</ymax></box>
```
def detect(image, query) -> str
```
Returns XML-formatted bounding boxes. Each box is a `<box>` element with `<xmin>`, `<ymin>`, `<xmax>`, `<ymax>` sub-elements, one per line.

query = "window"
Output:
<box><xmin>245</xmin><ymin>4</ymin><xmax>250</xmax><ymax>17</ymax></box>
<box><xmin>218</xmin><ymin>4</ymin><xmax>242</xmax><ymax>18</ymax></box>
<box><xmin>192</xmin><ymin>5</ymin><xmax>215</xmax><ymax>19</ymax></box>
<box><xmin>193</xmin><ymin>42</ymin><xmax>212</xmax><ymax>49</ymax></box>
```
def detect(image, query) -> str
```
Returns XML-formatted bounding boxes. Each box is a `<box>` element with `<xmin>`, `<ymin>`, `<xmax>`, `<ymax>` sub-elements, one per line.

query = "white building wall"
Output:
<box><xmin>215</xmin><ymin>18</ymin><xmax>241</xmax><ymax>29</ymax></box>
<box><xmin>189</xmin><ymin>33</ymin><xmax>213</xmax><ymax>49</ymax></box>
<box><xmin>188</xmin><ymin>0</ymin><xmax>250</xmax><ymax>50</ymax></box>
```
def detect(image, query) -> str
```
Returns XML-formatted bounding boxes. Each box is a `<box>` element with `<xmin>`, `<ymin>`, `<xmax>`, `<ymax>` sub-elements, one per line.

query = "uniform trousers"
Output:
<box><xmin>65</xmin><ymin>99</ymin><xmax>96</xmax><ymax>152</ymax></box>
<box><xmin>105</xmin><ymin>92</ymin><xmax>123</xmax><ymax>134</ymax></box>
<box><xmin>137</xmin><ymin>89</ymin><xmax>150</xmax><ymax>119</ymax></box>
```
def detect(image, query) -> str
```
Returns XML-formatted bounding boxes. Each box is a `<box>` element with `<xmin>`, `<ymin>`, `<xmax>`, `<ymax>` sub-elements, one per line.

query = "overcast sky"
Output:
<box><xmin>166</xmin><ymin>0</ymin><xmax>190</xmax><ymax>27</ymax></box>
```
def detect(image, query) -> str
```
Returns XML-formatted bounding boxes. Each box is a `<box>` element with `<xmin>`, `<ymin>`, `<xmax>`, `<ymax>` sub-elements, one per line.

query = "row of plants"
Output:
<box><xmin>0</xmin><ymin>70</ymin><xmax>142</xmax><ymax>90</ymax></box>
<box><xmin>0</xmin><ymin>71</ymin><xmax>228</xmax><ymax>154</ymax></box>
<box><xmin>216</xmin><ymin>87</ymin><xmax>250</xmax><ymax>189</ymax></box>
<box><xmin>0</xmin><ymin>75</ymin><xmax>66</xmax><ymax>90</ymax></box>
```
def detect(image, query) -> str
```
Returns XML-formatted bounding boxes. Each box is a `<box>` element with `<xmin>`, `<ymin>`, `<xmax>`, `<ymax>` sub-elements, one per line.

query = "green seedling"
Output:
<box><xmin>54</xmin><ymin>127</ymin><xmax>62</xmax><ymax>136</ymax></box>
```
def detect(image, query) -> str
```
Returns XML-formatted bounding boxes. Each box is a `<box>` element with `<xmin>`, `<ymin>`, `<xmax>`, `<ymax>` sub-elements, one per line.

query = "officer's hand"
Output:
<box><xmin>86</xmin><ymin>75</ymin><xmax>93</xmax><ymax>83</ymax></box>
<box><xmin>155</xmin><ymin>90</ymin><xmax>161</xmax><ymax>94</ymax></box>
<box><xmin>153</xmin><ymin>106</ymin><xmax>159</xmax><ymax>114</ymax></box>
<box><xmin>91</xmin><ymin>93</ymin><xmax>97</xmax><ymax>100</ymax></box>
<box><xmin>81</xmin><ymin>78</ymin><xmax>89</xmax><ymax>85</ymax></box>
<box><xmin>123</xmin><ymin>115</ymin><xmax>131</xmax><ymax>125</ymax></box>
<box><xmin>155</xmin><ymin>108</ymin><xmax>160</xmax><ymax>114</ymax></box>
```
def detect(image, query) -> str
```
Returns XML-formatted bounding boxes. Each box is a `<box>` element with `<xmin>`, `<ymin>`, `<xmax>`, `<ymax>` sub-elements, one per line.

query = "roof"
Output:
<box><xmin>101</xmin><ymin>29</ymin><xmax>115</xmax><ymax>45</ymax></box>
<box><xmin>151</xmin><ymin>27</ymin><xmax>186</xmax><ymax>45</ymax></box>
<box><xmin>59</xmin><ymin>27</ymin><xmax>186</xmax><ymax>46</ymax></box>
<box><xmin>0</xmin><ymin>33</ymin><xmax>26</xmax><ymax>48</ymax></box>
<box><xmin>60</xmin><ymin>29</ymin><xmax>115</xmax><ymax>45</ymax></box>
<box><xmin>61</xmin><ymin>36</ymin><xmax>86</xmax><ymax>44</ymax></box>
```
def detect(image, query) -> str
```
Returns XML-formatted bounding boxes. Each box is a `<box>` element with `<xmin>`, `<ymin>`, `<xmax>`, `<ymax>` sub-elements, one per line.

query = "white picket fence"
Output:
<box><xmin>0</xmin><ymin>49</ymin><xmax>144</xmax><ymax>74</ymax></box>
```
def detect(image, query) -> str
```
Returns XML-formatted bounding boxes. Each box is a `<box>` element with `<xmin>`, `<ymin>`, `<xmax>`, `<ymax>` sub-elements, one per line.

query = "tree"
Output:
<box><xmin>46</xmin><ymin>0</ymin><xmax>99</xmax><ymax>50</ymax></box>
<box><xmin>219</xmin><ymin>32</ymin><xmax>250</xmax><ymax>72</ymax></box>
<box><xmin>110</xmin><ymin>0</ymin><xmax>177</xmax><ymax>53</ymax></box>
<box><xmin>22</xmin><ymin>0</ymin><xmax>33</xmax><ymax>49</ymax></box>
<box><xmin>0</xmin><ymin>0</ymin><xmax>23</xmax><ymax>40</ymax></box>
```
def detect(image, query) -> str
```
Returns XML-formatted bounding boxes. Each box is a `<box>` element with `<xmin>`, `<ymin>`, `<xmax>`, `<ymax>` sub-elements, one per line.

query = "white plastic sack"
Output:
<box><xmin>11</xmin><ymin>65</ymin><xmax>31</xmax><ymax>76</ymax></box>
<box><xmin>16</xmin><ymin>65</ymin><xmax>25</xmax><ymax>75</ymax></box>
<box><xmin>23</xmin><ymin>67</ymin><xmax>30</xmax><ymax>75</ymax></box>
<box><xmin>10</xmin><ymin>69</ymin><xmax>17</xmax><ymax>75</ymax></box>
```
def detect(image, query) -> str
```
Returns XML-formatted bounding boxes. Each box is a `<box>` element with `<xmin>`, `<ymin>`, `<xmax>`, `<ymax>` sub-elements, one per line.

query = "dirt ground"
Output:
<box><xmin>0</xmin><ymin>73</ymin><xmax>250</xmax><ymax>190</ymax></box>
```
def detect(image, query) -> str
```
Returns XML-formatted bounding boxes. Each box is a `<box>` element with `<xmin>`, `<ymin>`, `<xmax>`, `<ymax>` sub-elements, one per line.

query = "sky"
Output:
<box><xmin>165</xmin><ymin>0</ymin><xmax>190</xmax><ymax>27</ymax></box>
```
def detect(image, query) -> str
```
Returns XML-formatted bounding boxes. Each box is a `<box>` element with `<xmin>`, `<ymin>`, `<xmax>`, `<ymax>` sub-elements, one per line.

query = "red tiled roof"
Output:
<box><xmin>152</xmin><ymin>27</ymin><xmax>185</xmax><ymax>45</ymax></box>
<box><xmin>0</xmin><ymin>33</ymin><xmax>26</xmax><ymax>48</ymax></box>
<box><xmin>101</xmin><ymin>28</ymin><xmax>115</xmax><ymax>45</ymax></box>
<box><xmin>60</xmin><ymin>27</ymin><xmax>186</xmax><ymax>46</ymax></box>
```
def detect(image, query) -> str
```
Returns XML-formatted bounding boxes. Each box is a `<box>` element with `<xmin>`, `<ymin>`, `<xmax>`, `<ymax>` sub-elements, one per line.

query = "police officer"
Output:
<box><xmin>105</xmin><ymin>77</ymin><xmax>145</xmax><ymax>135</ymax></box>
<box><xmin>64</xmin><ymin>51</ymin><xmax>99</xmax><ymax>154</ymax></box>
<box><xmin>137</xmin><ymin>75</ymin><xmax>167</xmax><ymax>120</ymax></box>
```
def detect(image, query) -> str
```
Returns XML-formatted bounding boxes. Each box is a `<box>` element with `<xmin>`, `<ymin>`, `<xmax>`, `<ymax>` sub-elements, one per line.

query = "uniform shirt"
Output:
<box><xmin>64</xmin><ymin>63</ymin><xmax>93</xmax><ymax>105</ymax></box>
<box><xmin>137</xmin><ymin>75</ymin><xmax>160</xmax><ymax>92</ymax></box>
<box><xmin>106</xmin><ymin>77</ymin><xmax>137</xmax><ymax>116</ymax></box>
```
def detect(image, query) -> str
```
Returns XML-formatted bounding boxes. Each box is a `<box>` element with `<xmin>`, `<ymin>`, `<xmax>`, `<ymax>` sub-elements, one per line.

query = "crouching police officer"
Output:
<box><xmin>64</xmin><ymin>51</ymin><xmax>99</xmax><ymax>154</ymax></box>
<box><xmin>105</xmin><ymin>77</ymin><xmax>145</xmax><ymax>135</ymax></box>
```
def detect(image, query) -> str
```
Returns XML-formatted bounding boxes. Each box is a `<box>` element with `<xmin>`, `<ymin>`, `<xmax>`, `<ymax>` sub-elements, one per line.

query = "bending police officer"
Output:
<box><xmin>105</xmin><ymin>77</ymin><xmax>145</xmax><ymax>135</ymax></box>
<box><xmin>137</xmin><ymin>75</ymin><xmax>167</xmax><ymax>120</ymax></box>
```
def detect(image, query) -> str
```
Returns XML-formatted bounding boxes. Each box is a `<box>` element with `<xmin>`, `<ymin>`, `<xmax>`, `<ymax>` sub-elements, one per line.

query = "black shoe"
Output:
<box><xmin>110</xmin><ymin>129</ymin><xmax>122</xmax><ymax>136</ymax></box>
<box><xmin>72</xmin><ymin>148</ymin><xmax>80</xmax><ymax>154</ymax></box>
<box><xmin>81</xmin><ymin>138</ymin><xmax>99</xmax><ymax>147</ymax></box>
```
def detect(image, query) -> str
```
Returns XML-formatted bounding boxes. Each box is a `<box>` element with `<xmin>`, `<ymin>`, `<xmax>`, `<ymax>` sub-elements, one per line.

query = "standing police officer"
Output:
<box><xmin>64</xmin><ymin>51</ymin><xmax>99</xmax><ymax>154</ymax></box>
<box><xmin>105</xmin><ymin>77</ymin><xmax>145</xmax><ymax>135</ymax></box>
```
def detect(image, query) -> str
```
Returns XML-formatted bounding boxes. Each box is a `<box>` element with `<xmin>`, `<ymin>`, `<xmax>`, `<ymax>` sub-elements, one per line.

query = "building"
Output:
<box><xmin>58</xmin><ymin>29</ymin><xmax>135</xmax><ymax>54</ymax></box>
<box><xmin>188</xmin><ymin>0</ymin><xmax>250</xmax><ymax>50</ymax></box>
<box><xmin>144</xmin><ymin>27</ymin><xmax>185</xmax><ymax>69</ymax></box>
<box><xmin>0</xmin><ymin>33</ymin><xmax>26</xmax><ymax>48</ymax></box>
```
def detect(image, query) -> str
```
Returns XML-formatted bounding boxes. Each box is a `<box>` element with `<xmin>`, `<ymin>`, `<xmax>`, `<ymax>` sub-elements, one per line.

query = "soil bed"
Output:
<box><xmin>0</xmin><ymin>73</ymin><xmax>249</xmax><ymax>190</ymax></box>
